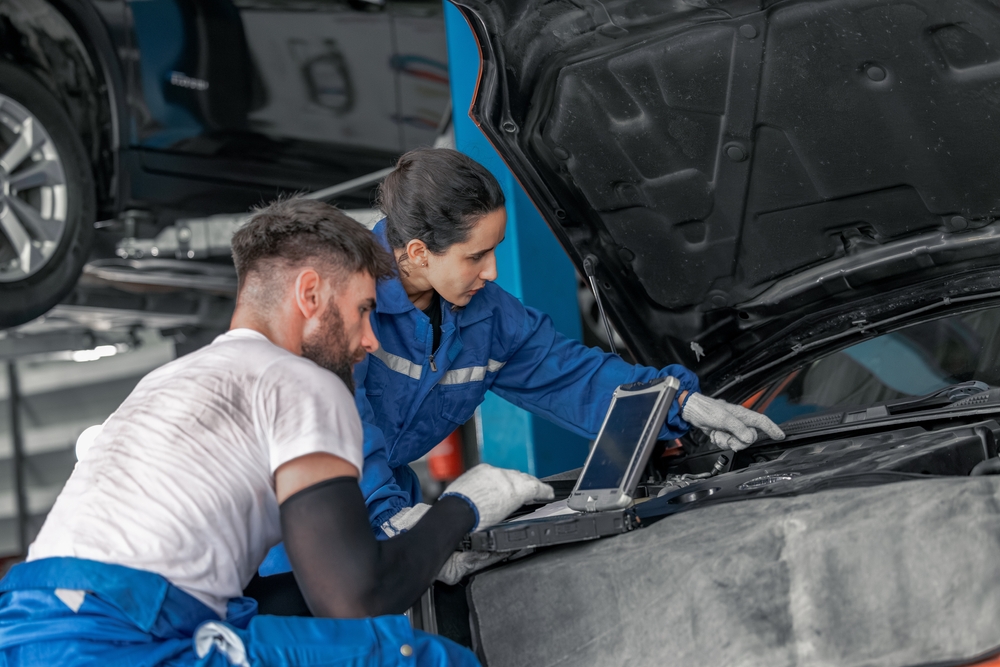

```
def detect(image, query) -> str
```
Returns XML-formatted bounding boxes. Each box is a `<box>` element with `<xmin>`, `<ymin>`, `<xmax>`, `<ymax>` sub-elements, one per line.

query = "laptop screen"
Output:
<box><xmin>577</xmin><ymin>391</ymin><xmax>662</xmax><ymax>491</ymax></box>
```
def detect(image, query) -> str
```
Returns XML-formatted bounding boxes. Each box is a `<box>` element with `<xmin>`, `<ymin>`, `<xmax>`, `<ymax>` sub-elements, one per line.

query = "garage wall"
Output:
<box><xmin>0</xmin><ymin>335</ymin><xmax>175</xmax><ymax>557</ymax></box>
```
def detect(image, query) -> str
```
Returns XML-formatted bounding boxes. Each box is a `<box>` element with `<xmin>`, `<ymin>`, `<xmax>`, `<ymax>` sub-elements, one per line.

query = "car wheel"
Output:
<box><xmin>0</xmin><ymin>62</ymin><xmax>95</xmax><ymax>329</ymax></box>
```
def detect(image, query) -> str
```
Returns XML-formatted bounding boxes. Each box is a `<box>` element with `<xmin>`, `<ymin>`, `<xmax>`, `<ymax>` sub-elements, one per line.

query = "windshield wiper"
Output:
<box><xmin>884</xmin><ymin>380</ymin><xmax>992</xmax><ymax>415</ymax></box>
<box><xmin>780</xmin><ymin>381</ymin><xmax>993</xmax><ymax>435</ymax></box>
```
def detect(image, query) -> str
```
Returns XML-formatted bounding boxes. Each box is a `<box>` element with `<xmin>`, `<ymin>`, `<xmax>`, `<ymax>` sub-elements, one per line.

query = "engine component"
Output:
<box><xmin>639</xmin><ymin>420</ymin><xmax>1000</xmax><ymax>522</ymax></box>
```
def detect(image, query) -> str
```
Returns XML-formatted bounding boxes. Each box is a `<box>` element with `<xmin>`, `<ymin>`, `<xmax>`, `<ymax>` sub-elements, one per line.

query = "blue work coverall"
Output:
<box><xmin>0</xmin><ymin>557</ymin><xmax>478</xmax><ymax>666</ymax></box>
<box><xmin>258</xmin><ymin>221</ymin><xmax>700</xmax><ymax>576</ymax></box>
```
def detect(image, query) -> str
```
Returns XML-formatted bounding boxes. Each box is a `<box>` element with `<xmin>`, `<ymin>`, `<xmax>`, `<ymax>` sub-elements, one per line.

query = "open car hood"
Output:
<box><xmin>453</xmin><ymin>0</ymin><xmax>1000</xmax><ymax>382</ymax></box>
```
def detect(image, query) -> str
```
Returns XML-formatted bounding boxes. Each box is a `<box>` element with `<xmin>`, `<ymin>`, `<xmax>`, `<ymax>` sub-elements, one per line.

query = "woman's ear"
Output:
<box><xmin>405</xmin><ymin>239</ymin><xmax>429</xmax><ymax>268</ymax></box>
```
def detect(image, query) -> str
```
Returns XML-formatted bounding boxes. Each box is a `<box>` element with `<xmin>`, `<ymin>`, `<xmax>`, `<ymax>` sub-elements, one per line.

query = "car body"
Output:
<box><xmin>430</xmin><ymin>0</ymin><xmax>1000</xmax><ymax>664</ymax></box>
<box><xmin>0</xmin><ymin>0</ymin><xmax>449</xmax><ymax>328</ymax></box>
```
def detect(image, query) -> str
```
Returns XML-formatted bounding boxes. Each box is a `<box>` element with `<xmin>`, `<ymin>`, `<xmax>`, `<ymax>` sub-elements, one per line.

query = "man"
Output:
<box><xmin>0</xmin><ymin>199</ymin><xmax>553</xmax><ymax>666</ymax></box>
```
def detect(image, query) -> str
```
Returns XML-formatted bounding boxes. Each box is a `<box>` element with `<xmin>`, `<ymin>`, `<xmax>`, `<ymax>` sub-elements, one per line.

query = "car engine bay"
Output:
<box><xmin>462</xmin><ymin>412</ymin><xmax>1000</xmax><ymax>667</ymax></box>
<box><xmin>639</xmin><ymin>418</ymin><xmax>1000</xmax><ymax>525</ymax></box>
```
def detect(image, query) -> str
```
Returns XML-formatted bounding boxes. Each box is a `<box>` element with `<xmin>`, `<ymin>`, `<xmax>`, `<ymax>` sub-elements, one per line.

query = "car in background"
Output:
<box><xmin>0</xmin><ymin>0</ymin><xmax>449</xmax><ymax>329</ymax></box>
<box><xmin>421</xmin><ymin>0</ymin><xmax>1000</xmax><ymax>665</ymax></box>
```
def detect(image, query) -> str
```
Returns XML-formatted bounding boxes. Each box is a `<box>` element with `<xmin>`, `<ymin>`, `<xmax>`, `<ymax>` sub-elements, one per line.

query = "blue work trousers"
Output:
<box><xmin>0</xmin><ymin>558</ymin><xmax>478</xmax><ymax>667</ymax></box>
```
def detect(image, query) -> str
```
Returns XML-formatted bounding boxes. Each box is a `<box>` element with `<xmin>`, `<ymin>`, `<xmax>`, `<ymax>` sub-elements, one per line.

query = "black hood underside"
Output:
<box><xmin>456</xmin><ymin>0</ymin><xmax>1000</xmax><ymax>377</ymax></box>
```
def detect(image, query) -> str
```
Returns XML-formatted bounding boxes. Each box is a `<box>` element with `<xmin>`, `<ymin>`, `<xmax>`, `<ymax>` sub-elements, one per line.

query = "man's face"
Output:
<box><xmin>301</xmin><ymin>271</ymin><xmax>379</xmax><ymax>392</ymax></box>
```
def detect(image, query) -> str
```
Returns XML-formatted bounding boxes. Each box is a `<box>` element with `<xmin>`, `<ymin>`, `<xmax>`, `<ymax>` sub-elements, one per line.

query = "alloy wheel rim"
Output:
<box><xmin>0</xmin><ymin>93</ymin><xmax>69</xmax><ymax>283</ymax></box>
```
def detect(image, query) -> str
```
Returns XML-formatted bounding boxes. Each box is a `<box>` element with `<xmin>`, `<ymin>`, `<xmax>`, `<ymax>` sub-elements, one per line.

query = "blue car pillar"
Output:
<box><xmin>443</xmin><ymin>2</ymin><xmax>589</xmax><ymax>477</ymax></box>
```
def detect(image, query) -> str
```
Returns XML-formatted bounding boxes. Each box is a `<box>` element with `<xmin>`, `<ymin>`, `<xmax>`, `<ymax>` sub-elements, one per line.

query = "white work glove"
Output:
<box><xmin>440</xmin><ymin>463</ymin><xmax>554</xmax><ymax>531</ymax></box>
<box><xmin>379</xmin><ymin>503</ymin><xmax>431</xmax><ymax>538</ymax></box>
<box><xmin>682</xmin><ymin>392</ymin><xmax>785</xmax><ymax>451</ymax></box>
<box><xmin>438</xmin><ymin>551</ymin><xmax>508</xmax><ymax>585</ymax></box>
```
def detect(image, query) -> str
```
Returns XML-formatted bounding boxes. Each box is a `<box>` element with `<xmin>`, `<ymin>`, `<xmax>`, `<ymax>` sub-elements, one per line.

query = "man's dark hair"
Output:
<box><xmin>377</xmin><ymin>148</ymin><xmax>505</xmax><ymax>253</ymax></box>
<box><xmin>232</xmin><ymin>198</ymin><xmax>395</xmax><ymax>292</ymax></box>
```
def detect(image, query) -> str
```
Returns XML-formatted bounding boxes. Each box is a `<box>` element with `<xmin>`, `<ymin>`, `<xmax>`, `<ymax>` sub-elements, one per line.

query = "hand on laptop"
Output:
<box><xmin>380</xmin><ymin>505</ymin><xmax>509</xmax><ymax>585</ymax></box>
<box><xmin>681</xmin><ymin>393</ymin><xmax>785</xmax><ymax>451</ymax></box>
<box><xmin>438</xmin><ymin>550</ymin><xmax>507</xmax><ymax>585</ymax></box>
<box><xmin>376</xmin><ymin>465</ymin><xmax>550</xmax><ymax>585</ymax></box>
<box><xmin>441</xmin><ymin>464</ymin><xmax>554</xmax><ymax>531</ymax></box>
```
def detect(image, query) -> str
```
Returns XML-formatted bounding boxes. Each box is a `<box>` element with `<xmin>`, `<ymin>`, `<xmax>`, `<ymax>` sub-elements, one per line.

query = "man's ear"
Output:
<box><xmin>293</xmin><ymin>268</ymin><xmax>323</xmax><ymax>319</ymax></box>
<box><xmin>405</xmin><ymin>239</ymin><xmax>429</xmax><ymax>267</ymax></box>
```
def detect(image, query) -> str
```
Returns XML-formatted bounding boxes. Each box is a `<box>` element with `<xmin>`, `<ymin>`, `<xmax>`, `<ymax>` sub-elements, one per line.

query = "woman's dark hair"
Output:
<box><xmin>377</xmin><ymin>148</ymin><xmax>506</xmax><ymax>253</ymax></box>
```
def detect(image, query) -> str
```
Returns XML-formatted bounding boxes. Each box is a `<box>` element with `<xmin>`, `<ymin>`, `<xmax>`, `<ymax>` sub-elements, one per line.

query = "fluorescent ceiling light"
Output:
<box><xmin>71</xmin><ymin>345</ymin><xmax>119</xmax><ymax>363</ymax></box>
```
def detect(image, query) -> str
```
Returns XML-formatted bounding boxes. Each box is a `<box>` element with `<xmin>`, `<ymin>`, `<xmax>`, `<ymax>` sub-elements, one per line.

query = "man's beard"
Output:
<box><xmin>301</xmin><ymin>303</ymin><xmax>361</xmax><ymax>392</ymax></box>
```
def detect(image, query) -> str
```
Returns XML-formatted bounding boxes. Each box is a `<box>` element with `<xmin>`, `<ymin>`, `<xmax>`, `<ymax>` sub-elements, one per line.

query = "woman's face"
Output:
<box><xmin>425</xmin><ymin>208</ymin><xmax>506</xmax><ymax>307</ymax></box>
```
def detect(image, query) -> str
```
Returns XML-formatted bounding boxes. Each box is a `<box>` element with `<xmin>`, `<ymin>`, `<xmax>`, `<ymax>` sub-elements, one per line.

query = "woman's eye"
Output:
<box><xmin>470</xmin><ymin>254</ymin><xmax>484</xmax><ymax>261</ymax></box>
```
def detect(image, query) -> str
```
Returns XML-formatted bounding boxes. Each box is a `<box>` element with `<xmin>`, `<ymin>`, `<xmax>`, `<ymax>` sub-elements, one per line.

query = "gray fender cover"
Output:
<box><xmin>468</xmin><ymin>477</ymin><xmax>1000</xmax><ymax>667</ymax></box>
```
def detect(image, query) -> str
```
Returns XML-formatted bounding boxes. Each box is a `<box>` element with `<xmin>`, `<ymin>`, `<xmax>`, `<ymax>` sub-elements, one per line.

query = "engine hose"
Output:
<box><xmin>970</xmin><ymin>458</ymin><xmax>1000</xmax><ymax>476</ymax></box>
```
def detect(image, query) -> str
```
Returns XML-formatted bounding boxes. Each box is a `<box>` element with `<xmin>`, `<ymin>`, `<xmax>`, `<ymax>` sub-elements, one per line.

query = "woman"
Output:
<box><xmin>360</xmin><ymin>148</ymin><xmax>783</xmax><ymax>529</ymax></box>
<box><xmin>259</xmin><ymin>148</ymin><xmax>782</xmax><ymax>578</ymax></box>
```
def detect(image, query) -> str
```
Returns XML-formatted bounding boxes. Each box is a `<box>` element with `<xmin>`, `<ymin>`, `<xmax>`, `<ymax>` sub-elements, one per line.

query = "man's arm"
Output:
<box><xmin>275</xmin><ymin>452</ymin><xmax>473</xmax><ymax>618</ymax></box>
<box><xmin>274</xmin><ymin>454</ymin><xmax>552</xmax><ymax>619</ymax></box>
<box><xmin>275</xmin><ymin>451</ymin><xmax>358</xmax><ymax>501</ymax></box>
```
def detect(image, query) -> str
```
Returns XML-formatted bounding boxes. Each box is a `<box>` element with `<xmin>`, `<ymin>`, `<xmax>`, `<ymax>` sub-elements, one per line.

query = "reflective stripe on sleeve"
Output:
<box><xmin>439</xmin><ymin>359</ymin><xmax>507</xmax><ymax>386</ymax></box>
<box><xmin>372</xmin><ymin>347</ymin><xmax>423</xmax><ymax>380</ymax></box>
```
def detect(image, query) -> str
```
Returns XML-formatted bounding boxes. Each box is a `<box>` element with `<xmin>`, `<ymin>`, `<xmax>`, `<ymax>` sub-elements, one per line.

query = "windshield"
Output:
<box><xmin>755</xmin><ymin>305</ymin><xmax>1000</xmax><ymax>424</ymax></box>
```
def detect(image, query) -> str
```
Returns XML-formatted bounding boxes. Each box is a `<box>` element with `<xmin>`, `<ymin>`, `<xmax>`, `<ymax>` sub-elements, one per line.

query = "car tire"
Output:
<box><xmin>0</xmin><ymin>62</ymin><xmax>95</xmax><ymax>329</ymax></box>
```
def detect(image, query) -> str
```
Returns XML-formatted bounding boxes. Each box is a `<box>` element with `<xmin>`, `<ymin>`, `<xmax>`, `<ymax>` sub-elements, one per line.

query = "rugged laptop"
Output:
<box><xmin>464</xmin><ymin>376</ymin><xmax>679</xmax><ymax>552</ymax></box>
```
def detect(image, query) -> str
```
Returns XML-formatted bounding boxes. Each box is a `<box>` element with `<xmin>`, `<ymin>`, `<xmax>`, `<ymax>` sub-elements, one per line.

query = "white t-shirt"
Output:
<box><xmin>29</xmin><ymin>329</ymin><xmax>363</xmax><ymax>617</ymax></box>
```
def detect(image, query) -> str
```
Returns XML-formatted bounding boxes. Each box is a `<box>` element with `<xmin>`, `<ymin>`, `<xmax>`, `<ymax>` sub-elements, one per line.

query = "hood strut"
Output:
<box><xmin>584</xmin><ymin>255</ymin><xmax>618</xmax><ymax>356</ymax></box>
